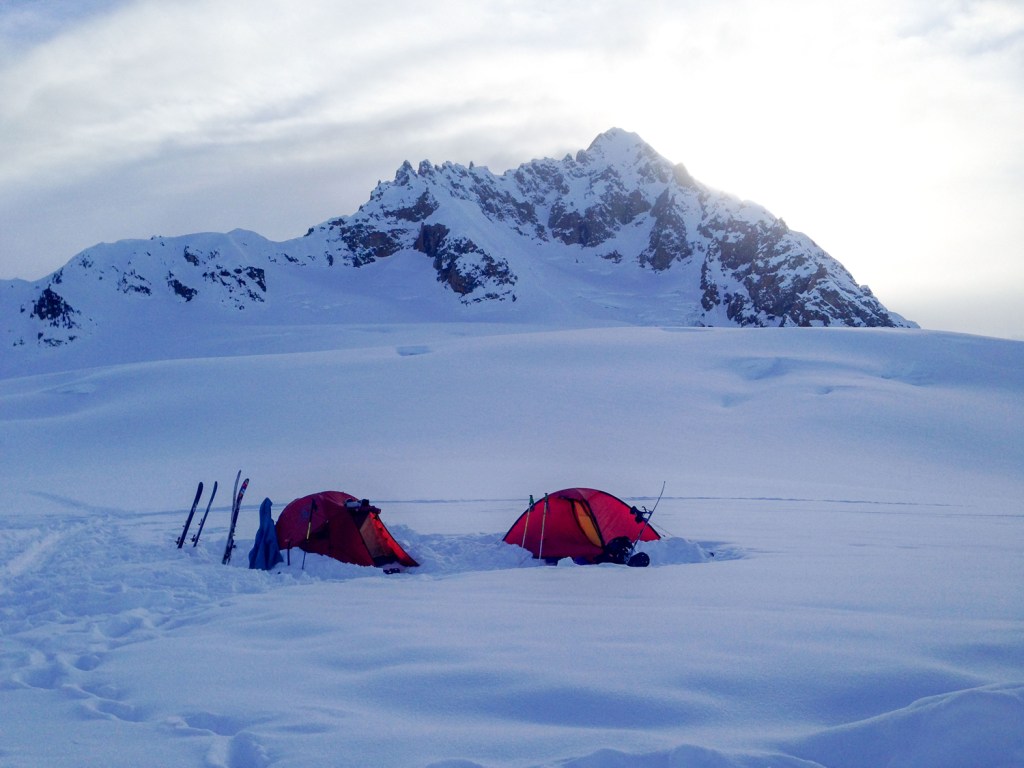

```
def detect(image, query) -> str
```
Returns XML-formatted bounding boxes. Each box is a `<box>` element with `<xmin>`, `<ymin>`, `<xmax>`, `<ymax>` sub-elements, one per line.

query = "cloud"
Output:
<box><xmin>1</xmin><ymin>1</ymin><xmax>609</xmax><ymax>185</ymax></box>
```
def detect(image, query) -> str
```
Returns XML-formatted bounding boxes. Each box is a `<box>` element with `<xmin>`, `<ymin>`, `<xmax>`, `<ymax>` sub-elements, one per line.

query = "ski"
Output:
<box><xmin>176</xmin><ymin>482</ymin><xmax>204</xmax><ymax>548</ymax></box>
<box><xmin>624</xmin><ymin>481</ymin><xmax>665</xmax><ymax>567</ymax></box>
<box><xmin>222</xmin><ymin>475</ymin><xmax>249</xmax><ymax>564</ymax></box>
<box><xmin>190</xmin><ymin>480</ymin><xmax>218</xmax><ymax>547</ymax></box>
<box><xmin>220</xmin><ymin>471</ymin><xmax>240</xmax><ymax>555</ymax></box>
<box><xmin>231</xmin><ymin>470</ymin><xmax>240</xmax><ymax>511</ymax></box>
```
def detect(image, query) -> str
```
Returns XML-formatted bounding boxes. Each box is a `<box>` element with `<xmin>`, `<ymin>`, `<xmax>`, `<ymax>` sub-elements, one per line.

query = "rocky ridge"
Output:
<box><xmin>2</xmin><ymin>128</ymin><xmax>914</xmax><ymax>353</ymax></box>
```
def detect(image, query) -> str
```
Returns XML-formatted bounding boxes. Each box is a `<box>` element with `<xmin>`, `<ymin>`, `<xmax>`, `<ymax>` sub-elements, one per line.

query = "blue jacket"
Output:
<box><xmin>249</xmin><ymin>497</ymin><xmax>284</xmax><ymax>570</ymax></box>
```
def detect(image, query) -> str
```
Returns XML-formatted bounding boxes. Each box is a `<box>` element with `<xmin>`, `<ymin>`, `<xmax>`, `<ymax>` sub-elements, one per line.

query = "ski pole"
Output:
<box><xmin>521</xmin><ymin>495</ymin><xmax>534</xmax><ymax>549</ymax></box>
<box><xmin>301</xmin><ymin>498</ymin><xmax>316</xmax><ymax>570</ymax></box>
<box><xmin>629</xmin><ymin>482</ymin><xmax>665</xmax><ymax>556</ymax></box>
<box><xmin>538</xmin><ymin>493</ymin><xmax>549</xmax><ymax>561</ymax></box>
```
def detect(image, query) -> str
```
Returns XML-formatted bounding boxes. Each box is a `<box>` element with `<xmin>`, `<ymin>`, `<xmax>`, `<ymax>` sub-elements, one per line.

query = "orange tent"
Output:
<box><xmin>276</xmin><ymin>491</ymin><xmax>417</xmax><ymax>569</ymax></box>
<box><xmin>503</xmin><ymin>488</ymin><xmax>660</xmax><ymax>564</ymax></box>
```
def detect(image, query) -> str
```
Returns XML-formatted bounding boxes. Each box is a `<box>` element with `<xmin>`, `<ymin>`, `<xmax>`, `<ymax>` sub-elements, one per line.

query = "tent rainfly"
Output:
<box><xmin>275</xmin><ymin>491</ymin><xmax>418</xmax><ymax>570</ymax></box>
<box><xmin>502</xmin><ymin>487</ymin><xmax>660</xmax><ymax>564</ymax></box>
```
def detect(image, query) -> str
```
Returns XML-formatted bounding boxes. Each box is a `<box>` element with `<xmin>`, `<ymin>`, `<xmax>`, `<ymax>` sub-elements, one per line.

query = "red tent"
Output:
<box><xmin>502</xmin><ymin>487</ymin><xmax>660</xmax><ymax>563</ymax></box>
<box><xmin>276</xmin><ymin>491</ymin><xmax>418</xmax><ymax>569</ymax></box>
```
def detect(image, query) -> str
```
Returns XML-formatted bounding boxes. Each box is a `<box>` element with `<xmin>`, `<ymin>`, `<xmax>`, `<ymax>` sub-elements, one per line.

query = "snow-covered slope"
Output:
<box><xmin>1</xmin><ymin>325</ymin><xmax>1021</xmax><ymax>767</ymax></box>
<box><xmin>2</xmin><ymin>129</ymin><xmax>914</xmax><ymax>375</ymax></box>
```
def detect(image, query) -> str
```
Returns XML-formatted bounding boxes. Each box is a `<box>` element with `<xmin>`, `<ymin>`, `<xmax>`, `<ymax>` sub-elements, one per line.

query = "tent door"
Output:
<box><xmin>358</xmin><ymin>513</ymin><xmax>393</xmax><ymax>565</ymax></box>
<box><xmin>568</xmin><ymin>498</ymin><xmax>604</xmax><ymax>549</ymax></box>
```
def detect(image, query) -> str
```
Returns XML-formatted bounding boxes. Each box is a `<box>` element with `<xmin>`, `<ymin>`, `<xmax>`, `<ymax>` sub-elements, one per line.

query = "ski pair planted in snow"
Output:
<box><xmin>222</xmin><ymin>470</ymin><xmax>249</xmax><ymax>565</ymax></box>
<box><xmin>176</xmin><ymin>481</ymin><xmax>218</xmax><ymax>548</ymax></box>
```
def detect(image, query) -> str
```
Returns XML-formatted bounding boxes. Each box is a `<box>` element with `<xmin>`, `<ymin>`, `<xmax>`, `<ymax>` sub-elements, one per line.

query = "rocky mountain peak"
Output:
<box><xmin>582</xmin><ymin>127</ymin><xmax>656</xmax><ymax>165</ymax></box>
<box><xmin>1</xmin><ymin>129</ymin><xmax>915</xmax><ymax>362</ymax></box>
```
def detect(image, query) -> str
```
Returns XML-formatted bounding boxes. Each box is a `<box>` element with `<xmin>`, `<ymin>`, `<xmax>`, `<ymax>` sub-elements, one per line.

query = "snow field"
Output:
<box><xmin>1</xmin><ymin>325</ymin><xmax>1022</xmax><ymax>767</ymax></box>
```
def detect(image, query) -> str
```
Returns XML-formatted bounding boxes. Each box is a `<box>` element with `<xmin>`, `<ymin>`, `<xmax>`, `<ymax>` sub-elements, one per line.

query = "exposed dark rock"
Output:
<box><xmin>641</xmin><ymin>189</ymin><xmax>693</xmax><ymax>270</ymax></box>
<box><xmin>414</xmin><ymin>222</ymin><xmax>514</xmax><ymax>302</ymax></box>
<box><xmin>167</xmin><ymin>276</ymin><xmax>198</xmax><ymax>302</ymax></box>
<box><xmin>413</xmin><ymin>223</ymin><xmax>450</xmax><ymax>260</ymax></box>
<box><xmin>118</xmin><ymin>269</ymin><xmax>153</xmax><ymax>295</ymax></box>
<box><xmin>389</xmin><ymin>191</ymin><xmax>439</xmax><ymax>222</ymax></box>
<box><xmin>339</xmin><ymin>224</ymin><xmax>402</xmax><ymax>266</ymax></box>
<box><xmin>31</xmin><ymin>287</ymin><xmax>79</xmax><ymax>328</ymax></box>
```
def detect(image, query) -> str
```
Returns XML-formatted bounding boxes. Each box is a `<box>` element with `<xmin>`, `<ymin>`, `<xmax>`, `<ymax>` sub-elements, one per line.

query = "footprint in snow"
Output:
<box><xmin>202</xmin><ymin>731</ymin><xmax>273</xmax><ymax>768</ymax></box>
<box><xmin>396</xmin><ymin>345</ymin><xmax>430</xmax><ymax>356</ymax></box>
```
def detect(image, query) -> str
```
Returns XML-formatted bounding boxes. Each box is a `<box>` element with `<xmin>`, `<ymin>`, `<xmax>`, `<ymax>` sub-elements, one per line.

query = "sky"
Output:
<box><xmin>0</xmin><ymin>0</ymin><xmax>1021</xmax><ymax>339</ymax></box>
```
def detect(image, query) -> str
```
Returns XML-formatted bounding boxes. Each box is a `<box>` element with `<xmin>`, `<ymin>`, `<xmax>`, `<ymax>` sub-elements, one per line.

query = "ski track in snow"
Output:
<box><xmin>0</xmin><ymin>528</ymin><xmax>69</xmax><ymax>588</ymax></box>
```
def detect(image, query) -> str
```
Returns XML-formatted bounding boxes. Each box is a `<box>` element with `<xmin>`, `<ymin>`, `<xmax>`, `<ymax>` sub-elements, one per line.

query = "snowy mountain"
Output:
<box><xmin>2</xmin><ymin>128</ymin><xmax>914</xmax><ymax>366</ymax></box>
